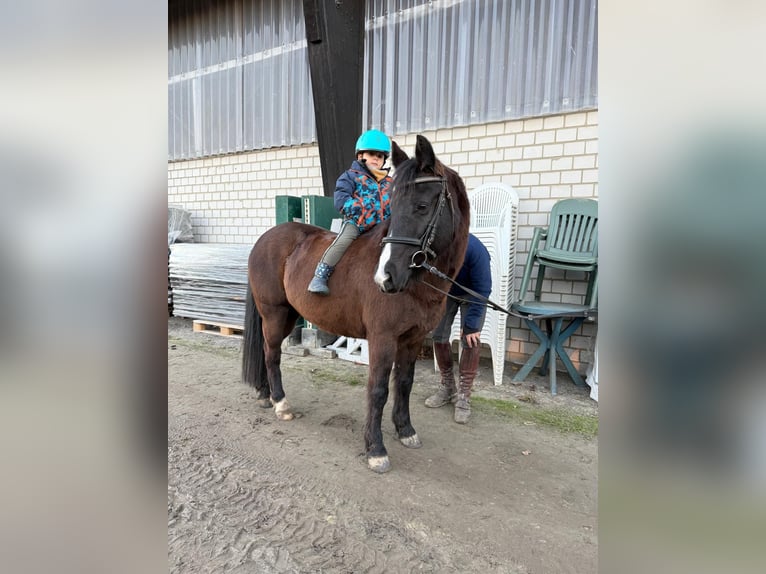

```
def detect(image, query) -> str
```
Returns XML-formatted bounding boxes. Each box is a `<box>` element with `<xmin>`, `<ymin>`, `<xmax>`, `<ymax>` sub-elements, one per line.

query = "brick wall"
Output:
<box><xmin>167</xmin><ymin>109</ymin><xmax>599</xmax><ymax>371</ymax></box>
<box><xmin>167</xmin><ymin>145</ymin><xmax>324</xmax><ymax>244</ymax></box>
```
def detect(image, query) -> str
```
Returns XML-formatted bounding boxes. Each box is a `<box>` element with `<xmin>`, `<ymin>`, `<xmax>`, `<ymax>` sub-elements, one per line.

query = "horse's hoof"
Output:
<box><xmin>255</xmin><ymin>397</ymin><xmax>272</xmax><ymax>408</ymax></box>
<box><xmin>273</xmin><ymin>399</ymin><xmax>294</xmax><ymax>421</ymax></box>
<box><xmin>367</xmin><ymin>456</ymin><xmax>391</xmax><ymax>473</ymax></box>
<box><xmin>399</xmin><ymin>433</ymin><xmax>422</xmax><ymax>449</ymax></box>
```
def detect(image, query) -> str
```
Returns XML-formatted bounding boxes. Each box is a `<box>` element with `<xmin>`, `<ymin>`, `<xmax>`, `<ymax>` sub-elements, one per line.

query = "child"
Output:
<box><xmin>308</xmin><ymin>129</ymin><xmax>393</xmax><ymax>295</ymax></box>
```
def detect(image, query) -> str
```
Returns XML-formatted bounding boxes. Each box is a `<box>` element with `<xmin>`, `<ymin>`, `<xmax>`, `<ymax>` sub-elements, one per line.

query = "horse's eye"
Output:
<box><xmin>416</xmin><ymin>203</ymin><xmax>429</xmax><ymax>213</ymax></box>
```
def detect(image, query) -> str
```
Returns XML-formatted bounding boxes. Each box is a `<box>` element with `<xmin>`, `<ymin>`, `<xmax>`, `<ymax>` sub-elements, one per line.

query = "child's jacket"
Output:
<box><xmin>333</xmin><ymin>160</ymin><xmax>392</xmax><ymax>233</ymax></box>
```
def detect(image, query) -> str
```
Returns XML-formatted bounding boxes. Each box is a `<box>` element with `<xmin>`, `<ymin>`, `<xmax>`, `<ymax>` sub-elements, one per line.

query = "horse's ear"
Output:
<box><xmin>415</xmin><ymin>135</ymin><xmax>436</xmax><ymax>174</ymax></box>
<box><xmin>391</xmin><ymin>140</ymin><xmax>408</xmax><ymax>168</ymax></box>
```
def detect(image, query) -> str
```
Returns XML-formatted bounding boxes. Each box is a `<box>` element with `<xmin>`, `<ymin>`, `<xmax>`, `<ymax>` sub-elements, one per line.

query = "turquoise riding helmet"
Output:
<box><xmin>355</xmin><ymin>129</ymin><xmax>391</xmax><ymax>158</ymax></box>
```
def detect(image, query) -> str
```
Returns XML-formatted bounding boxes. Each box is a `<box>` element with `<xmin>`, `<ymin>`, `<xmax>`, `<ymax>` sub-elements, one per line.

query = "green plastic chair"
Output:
<box><xmin>511</xmin><ymin>198</ymin><xmax>598</xmax><ymax>395</ymax></box>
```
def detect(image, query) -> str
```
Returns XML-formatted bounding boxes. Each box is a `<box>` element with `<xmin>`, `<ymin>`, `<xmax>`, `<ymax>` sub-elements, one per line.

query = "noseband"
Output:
<box><xmin>381</xmin><ymin>176</ymin><xmax>453</xmax><ymax>267</ymax></box>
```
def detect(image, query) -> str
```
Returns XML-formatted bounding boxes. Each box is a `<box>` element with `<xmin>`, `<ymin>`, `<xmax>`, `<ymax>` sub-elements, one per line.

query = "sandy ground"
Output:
<box><xmin>168</xmin><ymin>317</ymin><xmax>597</xmax><ymax>573</ymax></box>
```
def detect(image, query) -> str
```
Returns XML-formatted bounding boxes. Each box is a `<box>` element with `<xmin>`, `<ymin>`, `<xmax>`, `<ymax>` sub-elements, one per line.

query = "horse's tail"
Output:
<box><xmin>242</xmin><ymin>283</ymin><xmax>268</xmax><ymax>393</ymax></box>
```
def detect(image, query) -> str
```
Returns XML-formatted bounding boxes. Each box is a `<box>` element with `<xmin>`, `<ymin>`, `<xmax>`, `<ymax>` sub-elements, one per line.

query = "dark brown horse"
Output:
<box><xmin>242</xmin><ymin>135</ymin><xmax>470</xmax><ymax>472</ymax></box>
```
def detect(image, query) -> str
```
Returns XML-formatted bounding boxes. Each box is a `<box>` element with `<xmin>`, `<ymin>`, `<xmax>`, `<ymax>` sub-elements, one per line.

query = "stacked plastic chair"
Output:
<box><xmin>434</xmin><ymin>182</ymin><xmax>519</xmax><ymax>386</ymax></box>
<box><xmin>511</xmin><ymin>198</ymin><xmax>598</xmax><ymax>395</ymax></box>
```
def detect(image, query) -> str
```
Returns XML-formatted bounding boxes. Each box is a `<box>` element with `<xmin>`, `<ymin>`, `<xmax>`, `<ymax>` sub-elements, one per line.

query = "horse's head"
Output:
<box><xmin>374</xmin><ymin>135</ymin><xmax>469</xmax><ymax>293</ymax></box>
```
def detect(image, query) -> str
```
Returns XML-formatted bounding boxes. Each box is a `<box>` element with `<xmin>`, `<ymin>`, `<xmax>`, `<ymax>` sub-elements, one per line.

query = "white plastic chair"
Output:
<box><xmin>434</xmin><ymin>182</ymin><xmax>519</xmax><ymax>386</ymax></box>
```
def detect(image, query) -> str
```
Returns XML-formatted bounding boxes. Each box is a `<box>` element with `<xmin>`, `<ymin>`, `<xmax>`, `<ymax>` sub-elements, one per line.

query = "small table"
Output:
<box><xmin>511</xmin><ymin>300</ymin><xmax>597</xmax><ymax>395</ymax></box>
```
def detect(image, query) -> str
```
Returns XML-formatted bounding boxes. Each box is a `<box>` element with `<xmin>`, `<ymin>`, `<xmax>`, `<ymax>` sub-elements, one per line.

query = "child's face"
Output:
<box><xmin>359</xmin><ymin>151</ymin><xmax>386</xmax><ymax>170</ymax></box>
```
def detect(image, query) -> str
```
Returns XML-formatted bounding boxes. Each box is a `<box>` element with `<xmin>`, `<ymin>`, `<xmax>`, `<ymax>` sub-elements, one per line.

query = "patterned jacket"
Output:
<box><xmin>333</xmin><ymin>160</ymin><xmax>392</xmax><ymax>233</ymax></box>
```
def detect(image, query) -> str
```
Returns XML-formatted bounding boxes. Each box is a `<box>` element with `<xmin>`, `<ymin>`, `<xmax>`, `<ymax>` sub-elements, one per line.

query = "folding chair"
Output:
<box><xmin>511</xmin><ymin>198</ymin><xmax>598</xmax><ymax>395</ymax></box>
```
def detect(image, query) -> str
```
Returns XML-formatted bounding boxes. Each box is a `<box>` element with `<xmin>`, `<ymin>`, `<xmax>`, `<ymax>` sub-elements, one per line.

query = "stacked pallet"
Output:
<box><xmin>169</xmin><ymin>244</ymin><xmax>251</xmax><ymax>327</ymax></box>
<box><xmin>168</xmin><ymin>205</ymin><xmax>195</xmax><ymax>314</ymax></box>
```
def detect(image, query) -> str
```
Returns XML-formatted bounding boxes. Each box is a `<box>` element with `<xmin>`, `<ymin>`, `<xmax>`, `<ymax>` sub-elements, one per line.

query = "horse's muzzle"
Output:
<box><xmin>374</xmin><ymin>243</ymin><xmax>410</xmax><ymax>293</ymax></box>
<box><xmin>379</xmin><ymin>272</ymin><xmax>411</xmax><ymax>293</ymax></box>
<box><xmin>378</xmin><ymin>276</ymin><xmax>397</xmax><ymax>293</ymax></box>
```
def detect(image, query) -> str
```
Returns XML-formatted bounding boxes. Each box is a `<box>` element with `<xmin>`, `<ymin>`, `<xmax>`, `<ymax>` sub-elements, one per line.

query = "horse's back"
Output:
<box><xmin>248</xmin><ymin>221</ymin><xmax>419</xmax><ymax>339</ymax></box>
<box><xmin>251</xmin><ymin>221</ymin><xmax>330</xmax><ymax>261</ymax></box>
<box><xmin>249</xmin><ymin>222</ymin><xmax>331</xmax><ymax>299</ymax></box>
<box><xmin>249</xmin><ymin>221</ymin><xmax>377</xmax><ymax>332</ymax></box>
<box><xmin>251</xmin><ymin>222</ymin><xmax>337</xmax><ymax>273</ymax></box>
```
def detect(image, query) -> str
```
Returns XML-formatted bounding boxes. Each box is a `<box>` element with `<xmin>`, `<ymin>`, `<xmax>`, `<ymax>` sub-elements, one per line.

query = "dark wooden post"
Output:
<box><xmin>302</xmin><ymin>0</ymin><xmax>366</xmax><ymax>197</ymax></box>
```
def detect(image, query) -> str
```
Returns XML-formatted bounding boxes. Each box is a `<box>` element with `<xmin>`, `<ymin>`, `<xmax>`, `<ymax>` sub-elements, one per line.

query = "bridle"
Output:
<box><xmin>381</xmin><ymin>175</ymin><xmax>453</xmax><ymax>268</ymax></box>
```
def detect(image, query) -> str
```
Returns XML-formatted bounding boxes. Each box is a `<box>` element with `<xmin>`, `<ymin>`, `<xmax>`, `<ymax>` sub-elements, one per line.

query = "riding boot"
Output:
<box><xmin>454</xmin><ymin>345</ymin><xmax>481</xmax><ymax>424</ymax></box>
<box><xmin>425</xmin><ymin>342</ymin><xmax>457</xmax><ymax>407</ymax></box>
<box><xmin>307</xmin><ymin>262</ymin><xmax>334</xmax><ymax>295</ymax></box>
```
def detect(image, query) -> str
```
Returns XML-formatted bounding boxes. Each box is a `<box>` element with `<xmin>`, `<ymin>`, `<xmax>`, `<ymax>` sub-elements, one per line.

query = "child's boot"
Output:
<box><xmin>308</xmin><ymin>262</ymin><xmax>334</xmax><ymax>295</ymax></box>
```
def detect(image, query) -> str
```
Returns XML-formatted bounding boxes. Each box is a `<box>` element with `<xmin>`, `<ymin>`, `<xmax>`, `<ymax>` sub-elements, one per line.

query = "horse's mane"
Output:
<box><xmin>440</xmin><ymin>162</ymin><xmax>470</xmax><ymax>234</ymax></box>
<box><xmin>441</xmin><ymin>163</ymin><xmax>470</xmax><ymax>273</ymax></box>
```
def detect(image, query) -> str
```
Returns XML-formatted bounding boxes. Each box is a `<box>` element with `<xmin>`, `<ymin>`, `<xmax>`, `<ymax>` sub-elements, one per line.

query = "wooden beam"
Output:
<box><xmin>302</xmin><ymin>0</ymin><xmax>366</xmax><ymax>197</ymax></box>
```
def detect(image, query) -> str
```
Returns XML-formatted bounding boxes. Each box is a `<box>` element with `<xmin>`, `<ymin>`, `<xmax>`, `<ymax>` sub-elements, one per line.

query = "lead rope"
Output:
<box><xmin>416</xmin><ymin>260</ymin><xmax>597</xmax><ymax>321</ymax></box>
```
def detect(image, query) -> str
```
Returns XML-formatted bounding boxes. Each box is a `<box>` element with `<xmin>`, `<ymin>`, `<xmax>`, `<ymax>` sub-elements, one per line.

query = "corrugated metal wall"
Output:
<box><xmin>168</xmin><ymin>0</ymin><xmax>314</xmax><ymax>160</ymax></box>
<box><xmin>168</xmin><ymin>0</ymin><xmax>598</xmax><ymax>161</ymax></box>
<box><xmin>364</xmin><ymin>0</ymin><xmax>598</xmax><ymax>133</ymax></box>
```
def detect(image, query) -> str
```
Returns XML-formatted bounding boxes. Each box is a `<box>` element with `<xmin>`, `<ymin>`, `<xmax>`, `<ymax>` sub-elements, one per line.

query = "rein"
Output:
<box><xmin>381</xmin><ymin>176</ymin><xmax>452</xmax><ymax>266</ymax></box>
<box><xmin>417</xmin><ymin>259</ymin><xmax>509</xmax><ymax>314</ymax></box>
<box><xmin>415</xmin><ymin>259</ymin><xmax>598</xmax><ymax>321</ymax></box>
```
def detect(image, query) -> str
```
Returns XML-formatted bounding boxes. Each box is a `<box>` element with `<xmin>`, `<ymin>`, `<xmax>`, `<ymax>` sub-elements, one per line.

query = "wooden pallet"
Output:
<box><xmin>192</xmin><ymin>320</ymin><xmax>244</xmax><ymax>338</ymax></box>
<box><xmin>326</xmin><ymin>336</ymin><xmax>369</xmax><ymax>365</ymax></box>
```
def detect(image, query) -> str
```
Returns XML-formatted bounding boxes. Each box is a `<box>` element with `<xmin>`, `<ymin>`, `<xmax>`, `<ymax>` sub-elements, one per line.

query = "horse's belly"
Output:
<box><xmin>304</xmin><ymin>313</ymin><xmax>366</xmax><ymax>340</ymax></box>
<box><xmin>283</xmin><ymin>272</ymin><xmax>367</xmax><ymax>339</ymax></box>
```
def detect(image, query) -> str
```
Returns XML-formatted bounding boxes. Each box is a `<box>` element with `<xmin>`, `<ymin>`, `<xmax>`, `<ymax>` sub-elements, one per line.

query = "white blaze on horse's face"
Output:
<box><xmin>374</xmin><ymin>243</ymin><xmax>393</xmax><ymax>289</ymax></box>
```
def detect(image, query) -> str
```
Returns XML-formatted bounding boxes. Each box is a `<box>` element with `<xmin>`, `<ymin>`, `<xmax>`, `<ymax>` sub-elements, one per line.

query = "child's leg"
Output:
<box><xmin>319</xmin><ymin>221</ymin><xmax>360</xmax><ymax>267</ymax></box>
<box><xmin>308</xmin><ymin>221</ymin><xmax>360</xmax><ymax>294</ymax></box>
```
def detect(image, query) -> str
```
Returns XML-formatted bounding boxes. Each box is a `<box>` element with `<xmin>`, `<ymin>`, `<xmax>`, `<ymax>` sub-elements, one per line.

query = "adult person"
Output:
<box><xmin>425</xmin><ymin>233</ymin><xmax>492</xmax><ymax>424</ymax></box>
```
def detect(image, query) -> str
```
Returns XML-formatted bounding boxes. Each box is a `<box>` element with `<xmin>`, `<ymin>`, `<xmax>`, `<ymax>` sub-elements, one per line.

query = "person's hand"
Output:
<box><xmin>463</xmin><ymin>331</ymin><xmax>481</xmax><ymax>348</ymax></box>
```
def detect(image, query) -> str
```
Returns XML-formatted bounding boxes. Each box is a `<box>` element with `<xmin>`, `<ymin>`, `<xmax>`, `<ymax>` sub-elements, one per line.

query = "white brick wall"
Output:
<box><xmin>167</xmin><ymin>110</ymin><xmax>599</xmax><ymax>372</ymax></box>
<box><xmin>168</xmin><ymin>144</ymin><xmax>324</xmax><ymax>244</ymax></box>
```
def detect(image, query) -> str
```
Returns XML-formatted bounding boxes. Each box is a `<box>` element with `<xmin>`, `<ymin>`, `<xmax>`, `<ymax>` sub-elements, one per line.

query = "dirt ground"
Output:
<box><xmin>168</xmin><ymin>316</ymin><xmax>597</xmax><ymax>573</ymax></box>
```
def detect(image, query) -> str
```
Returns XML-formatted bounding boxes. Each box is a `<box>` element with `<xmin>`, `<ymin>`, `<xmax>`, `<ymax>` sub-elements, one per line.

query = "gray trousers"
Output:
<box><xmin>432</xmin><ymin>296</ymin><xmax>487</xmax><ymax>347</ymax></box>
<box><xmin>319</xmin><ymin>220</ymin><xmax>360</xmax><ymax>267</ymax></box>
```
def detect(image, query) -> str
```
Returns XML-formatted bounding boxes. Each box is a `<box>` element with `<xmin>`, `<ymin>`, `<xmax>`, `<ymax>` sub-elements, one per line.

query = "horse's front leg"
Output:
<box><xmin>364</xmin><ymin>342</ymin><xmax>396</xmax><ymax>473</ymax></box>
<box><xmin>392</xmin><ymin>340</ymin><xmax>422</xmax><ymax>449</ymax></box>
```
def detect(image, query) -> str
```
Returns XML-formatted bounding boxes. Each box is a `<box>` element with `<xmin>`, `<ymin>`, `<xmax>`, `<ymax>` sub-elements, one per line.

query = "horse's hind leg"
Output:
<box><xmin>242</xmin><ymin>284</ymin><xmax>272</xmax><ymax>407</ymax></box>
<box><xmin>260</xmin><ymin>303</ymin><xmax>299</xmax><ymax>421</ymax></box>
<box><xmin>392</xmin><ymin>341</ymin><xmax>422</xmax><ymax>449</ymax></box>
